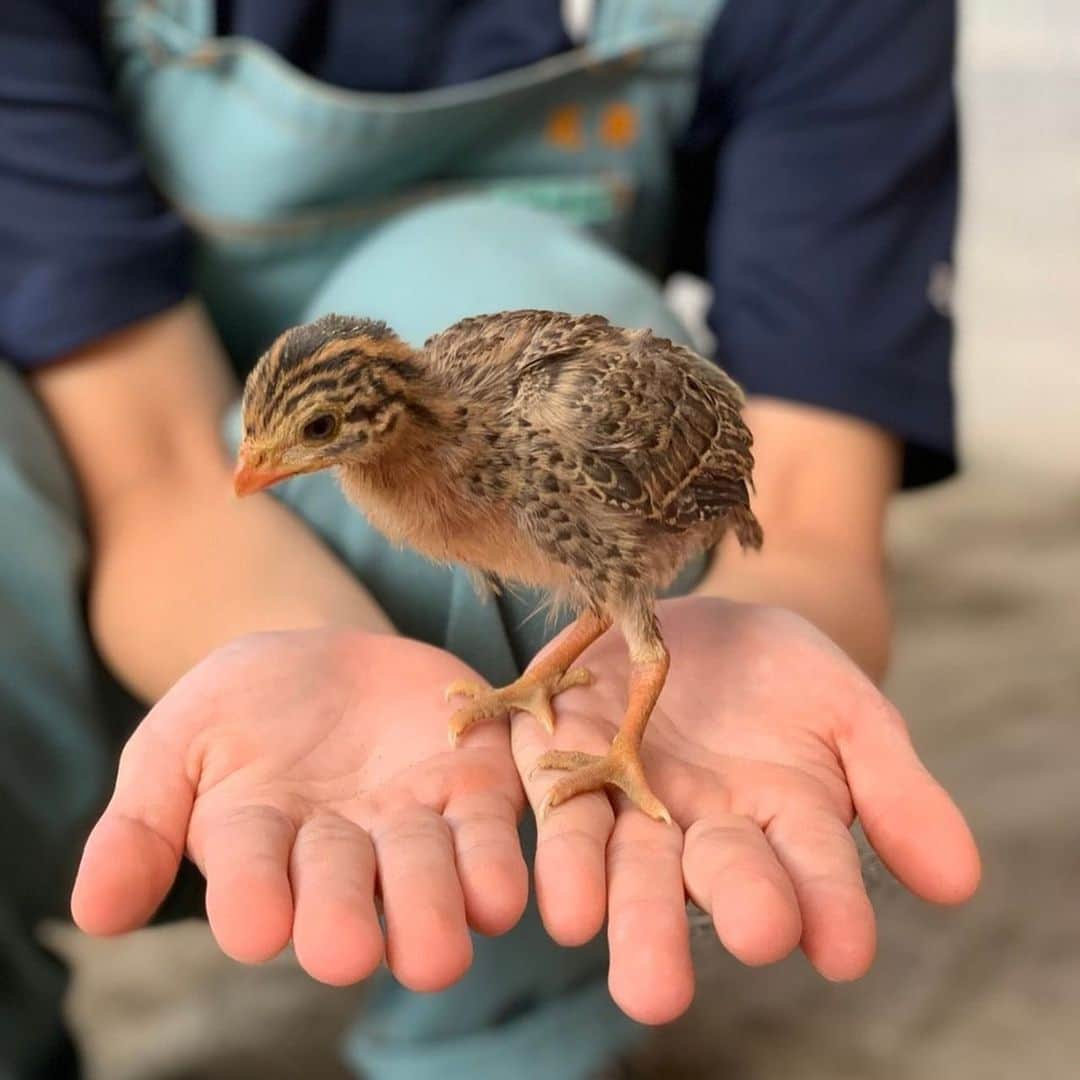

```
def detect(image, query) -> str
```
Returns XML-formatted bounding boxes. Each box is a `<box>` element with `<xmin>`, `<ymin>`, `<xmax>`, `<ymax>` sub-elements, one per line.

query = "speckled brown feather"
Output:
<box><xmin>241</xmin><ymin>309</ymin><xmax>761</xmax><ymax>644</ymax></box>
<box><xmin>416</xmin><ymin>310</ymin><xmax>762</xmax><ymax>613</ymax></box>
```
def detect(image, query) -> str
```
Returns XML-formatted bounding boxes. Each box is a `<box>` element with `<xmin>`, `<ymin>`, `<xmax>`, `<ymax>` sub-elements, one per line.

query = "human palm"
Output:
<box><xmin>513</xmin><ymin>596</ymin><xmax>980</xmax><ymax>1023</ymax></box>
<box><xmin>72</xmin><ymin>629</ymin><xmax>528</xmax><ymax>990</ymax></box>
<box><xmin>74</xmin><ymin>602</ymin><xmax>979</xmax><ymax>1022</ymax></box>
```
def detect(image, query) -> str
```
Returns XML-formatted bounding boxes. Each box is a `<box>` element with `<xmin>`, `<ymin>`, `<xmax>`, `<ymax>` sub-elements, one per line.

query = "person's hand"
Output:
<box><xmin>72</xmin><ymin>629</ymin><xmax>528</xmax><ymax>990</ymax></box>
<box><xmin>512</xmin><ymin>596</ymin><xmax>981</xmax><ymax>1024</ymax></box>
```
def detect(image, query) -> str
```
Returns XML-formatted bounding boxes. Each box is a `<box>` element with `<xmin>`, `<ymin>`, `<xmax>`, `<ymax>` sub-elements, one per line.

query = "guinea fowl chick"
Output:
<box><xmin>234</xmin><ymin>310</ymin><xmax>762</xmax><ymax>822</ymax></box>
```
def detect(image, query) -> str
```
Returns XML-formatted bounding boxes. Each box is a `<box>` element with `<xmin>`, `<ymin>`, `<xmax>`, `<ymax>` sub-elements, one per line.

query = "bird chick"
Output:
<box><xmin>234</xmin><ymin>310</ymin><xmax>762</xmax><ymax>822</ymax></box>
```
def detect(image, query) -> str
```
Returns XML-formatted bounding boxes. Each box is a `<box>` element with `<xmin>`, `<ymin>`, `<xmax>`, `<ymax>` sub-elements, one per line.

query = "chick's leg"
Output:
<box><xmin>532</xmin><ymin>610</ymin><xmax>671</xmax><ymax>824</ymax></box>
<box><xmin>446</xmin><ymin>610</ymin><xmax>611</xmax><ymax>746</ymax></box>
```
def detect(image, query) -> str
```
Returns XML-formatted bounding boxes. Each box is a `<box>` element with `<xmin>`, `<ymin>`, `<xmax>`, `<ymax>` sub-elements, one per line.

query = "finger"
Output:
<box><xmin>838</xmin><ymin>704</ymin><xmax>981</xmax><ymax>904</ymax></box>
<box><xmin>766</xmin><ymin>809</ymin><xmax>875</xmax><ymax>981</ymax></box>
<box><xmin>606</xmin><ymin>813</ymin><xmax>694</xmax><ymax>1025</ymax></box>
<box><xmin>71</xmin><ymin>727</ymin><xmax>195</xmax><ymax>936</ymax></box>
<box><xmin>515</xmin><ymin>722</ymin><xmax>613</xmax><ymax>946</ymax></box>
<box><xmin>682</xmin><ymin>815</ymin><xmax>802</xmax><ymax>967</ymax></box>
<box><xmin>194</xmin><ymin>803</ymin><xmax>296</xmax><ymax>965</ymax></box>
<box><xmin>444</xmin><ymin>791</ymin><xmax>528</xmax><ymax>936</ymax></box>
<box><xmin>289</xmin><ymin>815</ymin><xmax>383</xmax><ymax>986</ymax></box>
<box><xmin>372</xmin><ymin>806</ymin><xmax>472</xmax><ymax>992</ymax></box>
<box><xmin>531</xmin><ymin>786</ymin><xmax>613</xmax><ymax>946</ymax></box>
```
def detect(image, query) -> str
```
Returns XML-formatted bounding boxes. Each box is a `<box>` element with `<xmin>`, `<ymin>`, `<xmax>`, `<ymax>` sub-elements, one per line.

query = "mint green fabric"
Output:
<box><xmin>1</xmin><ymin>3</ymin><xmax>726</xmax><ymax>1077</ymax></box>
<box><xmin>105</xmin><ymin>0</ymin><xmax>724</xmax><ymax>364</ymax></box>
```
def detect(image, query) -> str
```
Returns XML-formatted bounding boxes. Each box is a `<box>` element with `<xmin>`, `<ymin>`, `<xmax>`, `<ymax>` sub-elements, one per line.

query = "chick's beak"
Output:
<box><xmin>233</xmin><ymin>442</ymin><xmax>294</xmax><ymax>497</ymax></box>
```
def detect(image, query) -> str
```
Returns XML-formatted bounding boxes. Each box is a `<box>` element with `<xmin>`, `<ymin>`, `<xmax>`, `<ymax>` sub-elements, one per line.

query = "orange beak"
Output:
<box><xmin>233</xmin><ymin>443</ymin><xmax>295</xmax><ymax>497</ymax></box>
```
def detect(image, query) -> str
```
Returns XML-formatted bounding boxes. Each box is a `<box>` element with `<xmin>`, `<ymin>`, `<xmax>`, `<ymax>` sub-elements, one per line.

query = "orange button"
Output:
<box><xmin>599</xmin><ymin>102</ymin><xmax>638</xmax><ymax>148</ymax></box>
<box><xmin>545</xmin><ymin>104</ymin><xmax>585</xmax><ymax>151</ymax></box>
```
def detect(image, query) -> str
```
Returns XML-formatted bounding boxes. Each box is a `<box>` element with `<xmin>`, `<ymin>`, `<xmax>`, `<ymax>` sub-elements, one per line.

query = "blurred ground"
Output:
<box><xmin>956</xmin><ymin>0</ymin><xmax>1080</xmax><ymax>476</ymax></box>
<box><xmin>48</xmin><ymin>2</ymin><xmax>1080</xmax><ymax>1078</ymax></box>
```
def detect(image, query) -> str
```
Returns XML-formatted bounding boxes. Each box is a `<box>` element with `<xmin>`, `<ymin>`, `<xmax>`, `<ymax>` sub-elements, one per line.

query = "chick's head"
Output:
<box><xmin>234</xmin><ymin>314</ymin><xmax>422</xmax><ymax>494</ymax></box>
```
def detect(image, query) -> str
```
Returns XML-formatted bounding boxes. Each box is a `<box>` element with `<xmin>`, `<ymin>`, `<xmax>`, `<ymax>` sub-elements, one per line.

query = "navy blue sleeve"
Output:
<box><xmin>688</xmin><ymin>0</ymin><xmax>958</xmax><ymax>486</ymax></box>
<box><xmin>0</xmin><ymin>1</ymin><xmax>191</xmax><ymax>368</ymax></box>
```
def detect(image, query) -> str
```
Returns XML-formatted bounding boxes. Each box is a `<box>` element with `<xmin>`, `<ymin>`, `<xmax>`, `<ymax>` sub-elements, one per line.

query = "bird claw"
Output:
<box><xmin>533</xmin><ymin>746</ymin><xmax>673</xmax><ymax>825</ymax></box>
<box><xmin>444</xmin><ymin>679</ymin><xmax>488</xmax><ymax>704</ymax></box>
<box><xmin>443</xmin><ymin>666</ymin><xmax>593</xmax><ymax>746</ymax></box>
<box><xmin>447</xmin><ymin>696</ymin><xmax>512</xmax><ymax>746</ymax></box>
<box><xmin>529</xmin><ymin>748</ymin><xmax>598</xmax><ymax>781</ymax></box>
<box><xmin>554</xmin><ymin>667</ymin><xmax>593</xmax><ymax>692</ymax></box>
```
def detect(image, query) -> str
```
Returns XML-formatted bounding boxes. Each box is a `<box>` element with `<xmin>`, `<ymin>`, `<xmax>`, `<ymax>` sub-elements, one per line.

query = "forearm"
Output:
<box><xmin>693</xmin><ymin>398</ymin><xmax>900</xmax><ymax>682</ymax></box>
<box><xmin>89</xmin><ymin>463</ymin><xmax>393</xmax><ymax>698</ymax></box>
<box><xmin>32</xmin><ymin>301</ymin><xmax>392</xmax><ymax>701</ymax></box>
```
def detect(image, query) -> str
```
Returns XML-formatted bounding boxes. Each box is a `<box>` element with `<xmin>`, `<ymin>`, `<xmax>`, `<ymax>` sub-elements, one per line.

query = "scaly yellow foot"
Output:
<box><xmin>445</xmin><ymin>667</ymin><xmax>593</xmax><ymax>746</ymax></box>
<box><xmin>531</xmin><ymin>738</ymin><xmax>672</xmax><ymax>824</ymax></box>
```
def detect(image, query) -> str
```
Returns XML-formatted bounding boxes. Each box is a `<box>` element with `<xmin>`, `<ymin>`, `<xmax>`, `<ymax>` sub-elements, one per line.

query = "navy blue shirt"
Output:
<box><xmin>0</xmin><ymin>0</ymin><xmax>958</xmax><ymax>484</ymax></box>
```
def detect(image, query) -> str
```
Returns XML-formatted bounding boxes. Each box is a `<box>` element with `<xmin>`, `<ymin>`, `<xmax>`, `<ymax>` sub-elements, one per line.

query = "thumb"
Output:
<box><xmin>837</xmin><ymin>701</ymin><xmax>981</xmax><ymax>905</ymax></box>
<box><xmin>71</xmin><ymin>722</ymin><xmax>195</xmax><ymax>935</ymax></box>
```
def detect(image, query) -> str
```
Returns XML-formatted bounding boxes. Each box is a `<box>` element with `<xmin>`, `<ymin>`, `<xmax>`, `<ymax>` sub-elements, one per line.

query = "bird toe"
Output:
<box><xmin>444</xmin><ymin>679</ymin><xmax>488</xmax><ymax>703</ymax></box>
<box><xmin>555</xmin><ymin>667</ymin><xmax>593</xmax><ymax>692</ymax></box>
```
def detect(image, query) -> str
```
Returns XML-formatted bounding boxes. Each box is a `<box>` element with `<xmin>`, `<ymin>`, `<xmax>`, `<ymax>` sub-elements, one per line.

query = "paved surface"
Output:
<box><xmin>46</xmin><ymin>3</ymin><xmax>1080</xmax><ymax>1077</ymax></box>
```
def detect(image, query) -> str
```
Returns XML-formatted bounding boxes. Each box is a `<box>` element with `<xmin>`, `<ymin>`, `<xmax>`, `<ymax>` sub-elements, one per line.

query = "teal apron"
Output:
<box><xmin>99</xmin><ymin>2</ymin><xmax>725</xmax><ymax>1077</ymax></box>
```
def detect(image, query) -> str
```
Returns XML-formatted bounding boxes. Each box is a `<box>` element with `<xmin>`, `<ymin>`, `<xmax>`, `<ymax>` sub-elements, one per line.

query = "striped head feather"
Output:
<box><xmin>234</xmin><ymin>314</ymin><xmax>437</xmax><ymax>494</ymax></box>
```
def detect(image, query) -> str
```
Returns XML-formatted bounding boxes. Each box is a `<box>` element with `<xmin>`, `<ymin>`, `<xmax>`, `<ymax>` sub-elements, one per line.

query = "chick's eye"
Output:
<box><xmin>302</xmin><ymin>413</ymin><xmax>338</xmax><ymax>443</ymax></box>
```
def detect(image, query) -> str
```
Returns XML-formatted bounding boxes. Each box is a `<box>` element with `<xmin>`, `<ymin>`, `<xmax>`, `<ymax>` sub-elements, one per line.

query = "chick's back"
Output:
<box><xmin>426</xmin><ymin>310</ymin><xmax>758</xmax><ymax>529</ymax></box>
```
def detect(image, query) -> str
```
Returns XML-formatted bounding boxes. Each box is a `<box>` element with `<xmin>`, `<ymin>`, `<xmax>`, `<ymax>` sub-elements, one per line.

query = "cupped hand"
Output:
<box><xmin>72</xmin><ymin>629</ymin><xmax>528</xmax><ymax>990</ymax></box>
<box><xmin>513</xmin><ymin>596</ymin><xmax>981</xmax><ymax>1024</ymax></box>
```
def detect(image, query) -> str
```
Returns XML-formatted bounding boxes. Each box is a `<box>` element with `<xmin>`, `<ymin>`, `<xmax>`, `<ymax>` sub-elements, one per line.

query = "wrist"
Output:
<box><xmin>88</xmin><ymin>467</ymin><xmax>395</xmax><ymax>700</ymax></box>
<box><xmin>693</xmin><ymin>535</ymin><xmax>892</xmax><ymax>681</ymax></box>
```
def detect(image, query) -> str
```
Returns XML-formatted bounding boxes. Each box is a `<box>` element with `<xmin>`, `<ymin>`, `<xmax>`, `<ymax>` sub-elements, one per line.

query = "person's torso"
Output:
<box><xmin>105</xmin><ymin>0</ymin><xmax>725</xmax><ymax>361</ymax></box>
